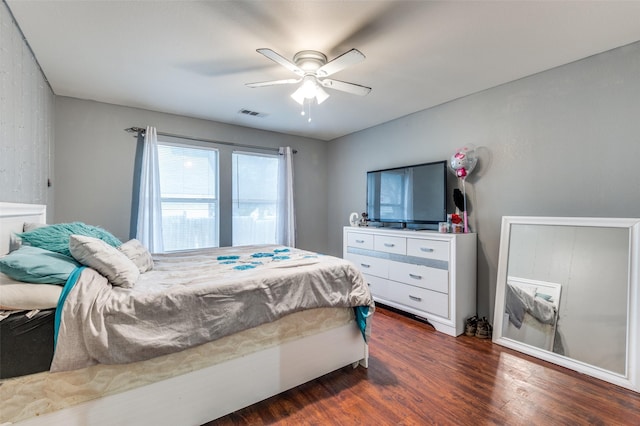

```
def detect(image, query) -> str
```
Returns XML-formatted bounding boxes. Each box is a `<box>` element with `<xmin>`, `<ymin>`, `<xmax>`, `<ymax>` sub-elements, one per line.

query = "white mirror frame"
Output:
<box><xmin>493</xmin><ymin>216</ymin><xmax>639</xmax><ymax>392</ymax></box>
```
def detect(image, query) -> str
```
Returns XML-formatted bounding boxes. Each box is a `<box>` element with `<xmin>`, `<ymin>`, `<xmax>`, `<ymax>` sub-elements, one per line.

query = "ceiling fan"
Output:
<box><xmin>246</xmin><ymin>48</ymin><xmax>372</xmax><ymax>105</ymax></box>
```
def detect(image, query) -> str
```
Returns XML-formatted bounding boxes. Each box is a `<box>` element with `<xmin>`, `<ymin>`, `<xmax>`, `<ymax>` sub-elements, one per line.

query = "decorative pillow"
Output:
<box><xmin>0</xmin><ymin>246</ymin><xmax>80</xmax><ymax>285</ymax></box>
<box><xmin>118</xmin><ymin>239</ymin><xmax>154</xmax><ymax>273</ymax></box>
<box><xmin>8</xmin><ymin>223</ymin><xmax>48</xmax><ymax>253</ymax></box>
<box><xmin>23</xmin><ymin>222</ymin><xmax>49</xmax><ymax>232</ymax></box>
<box><xmin>69</xmin><ymin>235</ymin><xmax>139</xmax><ymax>288</ymax></box>
<box><xmin>19</xmin><ymin>222</ymin><xmax>123</xmax><ymax>257</ymax></box>
<box><xmin>0</xmin><ymin>273</ymin><xmax>62</xmax><ymax>310</ymax></box>
<box><xmin>8</xmin><ymin>233</ymin><xmax>22</xmax><ymax>253</ymax></box>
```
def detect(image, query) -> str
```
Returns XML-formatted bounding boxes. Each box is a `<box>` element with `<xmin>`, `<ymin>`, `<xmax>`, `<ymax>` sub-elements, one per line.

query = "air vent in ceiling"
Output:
<box><xmin>238</xmin><ymin>109</ymin><xmax>267</xmax><ymax>118</ymax></box>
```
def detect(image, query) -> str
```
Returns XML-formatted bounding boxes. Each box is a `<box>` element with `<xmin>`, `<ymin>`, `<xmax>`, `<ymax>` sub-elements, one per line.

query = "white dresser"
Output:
<box><xmin>343</xmin><ymin>226</ymin><xmax>477</xmax><ymax>336</ymax></box>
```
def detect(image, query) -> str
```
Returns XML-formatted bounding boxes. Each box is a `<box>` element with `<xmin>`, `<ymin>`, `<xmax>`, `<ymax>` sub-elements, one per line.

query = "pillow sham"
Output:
<box><xmin>8</xmin><ymin>223</ymin><xmax>48</xmax><ymax>253</ymax></box>
<box><xmin>8</xmin><ymin>233</ymin><xmax>22</xmax><ymax>253</ymax></box>
<box><xmin>20</xmin><ymin>222</ymin><xmax>123</xmax><ymax>258</ymax></box>
<box><xmin>118</xmin><ymin>239</ymin><xmax>154</xmax><ymax>273</ymax></box>
<box><xmin>23</xmin><ymin>222</ymin><xmax>49</xmax><ymax>232</ymax></box>
<box><xmin>0</xmin><ymin>273</ymin><xmax>62</xmax><ymax>310</ymax></box>
<box><xmin>0</xmin><ymin>246</ymin><xmax>80</xmax><ymax>285</ymax></box>
<box><xmin>69</xmin><ymin>235</ymin><xmax>139</xmax><ymax>288</ymax></box>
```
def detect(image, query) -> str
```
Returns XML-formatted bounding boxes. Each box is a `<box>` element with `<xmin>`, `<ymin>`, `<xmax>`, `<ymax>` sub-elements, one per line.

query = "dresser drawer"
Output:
<box><xmin>374</xmin><ymin>235</ymin><xmax>406</xmax><ymax>255</ymax></box>
<box><xmin>363</xmin><ymin>273</ymin><xmax>389</xmax><ymax>300</ymax></box>
<box><xmin>407</xmin><ymin>238</ymin><xmax>449</xmax><ymax>261</ymax></box>
<box><xmin>391</xmin><ymin>283</ymin><xmax>449</xmax><ymax>318</ymax></box>
<box><xmin>346</xmin><ymin>232</ymin><xmax>374</xmax><ymax>250</ymax></box>
<box><xmin>389</xmin><ymin>261</ymin><xmax>449</xmax><ymax>294</ymax></box>
<box><xmin>345</xmin><ymin>253</ymin><xmax>388</xmax><ymax>278</ymax></box>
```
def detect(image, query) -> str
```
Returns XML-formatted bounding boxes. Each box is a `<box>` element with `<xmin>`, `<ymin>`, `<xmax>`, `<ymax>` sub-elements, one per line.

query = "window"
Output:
<box><xmin>157</xmin><ymin>143</ymin><xmax>218</xmax><ymax>251</ymax></box>
<box><xmin>140</xmin><ymin>136</ymin><xmax>287</xmax><ymax>251</ymax></box>
<box><xmin>232</xmin><ymin>151</ymin><xmax>279</xmax><ymax>245</ymax></box>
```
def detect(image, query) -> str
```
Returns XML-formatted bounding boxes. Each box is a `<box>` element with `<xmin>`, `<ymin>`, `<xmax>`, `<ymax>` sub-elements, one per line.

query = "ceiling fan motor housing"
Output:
<box><xmin>293</xmin><ymin>50</ymin><xmax>328</xmax><ymax>73</ymax></box>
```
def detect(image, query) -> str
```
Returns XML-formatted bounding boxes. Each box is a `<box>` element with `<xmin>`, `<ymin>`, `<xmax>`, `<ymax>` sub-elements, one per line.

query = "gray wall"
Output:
<box><xmin>0</xmin><ymin>2</ymin><xmax>55</xmax><ymax>220</ymax></box>
<box><xmin>327</xmin><ymin>41</ymin><xmax>640</xmax><ymax>319</ymax></box>
<box><xmin>54</xmin><ymin>97</ymin><xmax>329</xmax><ymax>253</ymax></box>
<box><xmin>5</xmin><ymin>0</ymin><xmax>640</xmax><ymax>320</ymax></box>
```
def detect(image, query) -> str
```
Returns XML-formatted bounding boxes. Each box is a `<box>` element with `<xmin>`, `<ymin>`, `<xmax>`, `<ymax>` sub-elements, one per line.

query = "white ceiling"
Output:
<box><xmin>6</xmin><ymin>0</ymin><xmax>640</xmax><ymax>141</ymax></box>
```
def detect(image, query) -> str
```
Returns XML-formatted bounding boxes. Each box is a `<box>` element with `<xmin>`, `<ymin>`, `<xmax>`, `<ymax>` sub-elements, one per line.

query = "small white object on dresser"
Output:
<box><xmin>343</xmin><ymin>226</ymin><xmax>477</xmax><ymax>336</ymax></box>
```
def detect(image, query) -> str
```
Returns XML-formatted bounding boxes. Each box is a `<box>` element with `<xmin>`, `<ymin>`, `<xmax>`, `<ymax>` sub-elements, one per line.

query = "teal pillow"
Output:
<box><xmin>19</xmin><ymin>222</ymin><xmax>122</xmax><ymax>257</ymax></box>
<box><xmin>0</xmin><ymin>246</ymin><xmax>80</xmax><ymax>285</ymax></box>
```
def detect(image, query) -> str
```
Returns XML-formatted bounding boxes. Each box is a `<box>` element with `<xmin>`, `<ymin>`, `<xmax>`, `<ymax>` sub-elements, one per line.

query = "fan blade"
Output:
<box><xmin>256</xmin><ymin>48</ymin><xmax>304</xmax><ymax>76</ymax></box>
<box><xmin>319</xmin><ymin>79</ymin><xmax>371</xmax><ymax>96</ymax></box>
<box><xmin>246</xmin><ymin>78</ymin><xmax>301</xmax><ymax>88</ymax></box>
<box><xmin>316</xmin><ymin>49</ymin><xmax>365</xmax><ymax>77</ymax></box>
<box><xmin>331</xmin><ymin>3</ymin><xmax>419</xmax><ymax>54</ymax></box>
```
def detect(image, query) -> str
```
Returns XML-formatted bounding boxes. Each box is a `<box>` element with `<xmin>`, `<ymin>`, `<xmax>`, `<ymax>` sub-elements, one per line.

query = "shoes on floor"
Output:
<box><xmin>475</xmin><ymin>317</ymin><xmax>492</xmax><ymax>339</ymax></box>
<box><xmin>464</xmin><ymin>315</ymin><xmax>478</xmax><ymax>336</ymax></box>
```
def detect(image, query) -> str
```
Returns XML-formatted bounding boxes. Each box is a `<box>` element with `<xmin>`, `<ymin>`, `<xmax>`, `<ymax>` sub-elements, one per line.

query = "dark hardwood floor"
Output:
<box><xmin>207</xmin><ymin>306</ymin><xmax>640</xmax><ymax>425</ymax></box>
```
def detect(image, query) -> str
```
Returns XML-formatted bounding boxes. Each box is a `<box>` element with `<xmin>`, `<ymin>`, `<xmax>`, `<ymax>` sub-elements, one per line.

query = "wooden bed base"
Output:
<box><xmin>0</xmin><ymin>202</ymin><xmax>369</xmax><ymax>425</ymax></box>
<box><xmin>13</xmin><ymin>324</ymin><xmax>368</xmax><ymax>426</ymax></box>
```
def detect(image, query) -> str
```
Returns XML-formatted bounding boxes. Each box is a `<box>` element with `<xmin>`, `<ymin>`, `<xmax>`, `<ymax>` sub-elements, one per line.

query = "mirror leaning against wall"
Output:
<box><xmin>492</xmin><ymin>216</ymin><xmax>640</xmax><ymax>392</ymax></box>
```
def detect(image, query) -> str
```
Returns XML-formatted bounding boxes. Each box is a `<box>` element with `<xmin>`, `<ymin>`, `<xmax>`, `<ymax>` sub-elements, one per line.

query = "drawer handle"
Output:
<box><xmin>384</xmin><ymin>243</ymin><xmax>395</xmax><ymax>247</ymax></box>
<box><xmin>355</xmin><ymin>239</ymin><xmax>365</xmax><ymax>244</ymax></box>
<box><xmin>420</xmin><ymin>247</ymin><xmax>434</xmax><ymax>253</ymax></box>
<box><xmin>360</xmin><ymin>263</ymin><xmax>371</xmax><ymax>268</ymax></box>
<box><xmin>409</xmin><ymin>295</ymin><xmax>422</xmax><ymax>302</ymax></box>
<box><xmin>409</xmin><ymin>273</ymin><xmax>422</xmax><ymax>280</ymax></box>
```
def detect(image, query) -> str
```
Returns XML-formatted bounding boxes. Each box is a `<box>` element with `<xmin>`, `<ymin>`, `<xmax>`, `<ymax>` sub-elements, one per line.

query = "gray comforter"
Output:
<box><xmin>51</xmin><ymin>245</ymin><xmax>373</xmax><ymax>372</ymax></box>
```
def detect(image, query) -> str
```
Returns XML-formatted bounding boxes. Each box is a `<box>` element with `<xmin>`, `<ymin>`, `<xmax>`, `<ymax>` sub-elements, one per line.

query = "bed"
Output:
<box><xmin>0</xmin><ymin>202</ymin><xmax>373</xmax><ymax>425</ymax></box>
<box><xmin>503</xmin><ymin>276</ymin><xmax>562</xmax><ymax>352</ymax></box>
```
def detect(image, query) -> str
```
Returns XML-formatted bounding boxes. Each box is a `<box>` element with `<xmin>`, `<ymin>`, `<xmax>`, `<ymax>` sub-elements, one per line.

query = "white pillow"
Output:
<box><xmin>0</xmin><ymin>272</ymin><xmax>61</xmax><ymax>310</ymax></box>
<box><xmin>118</xmin><ymin>239</ymin><xmax>154</xmax><ymax>273</ymax></box>
<box><xmin>8</xmin><ymin>234</ymin><xmax>22</xmax><ymax>253</ymax></box>
<box><xmin>69</xmin><ymin>235</ymin><xmax>139</xmax><ymax>288</ymax></box>
<box><xmin>8</xmin><ymin>223</ymin><xmax>49</xmax><ymax>253</ymax></box>
<box><xmin>23</xmin><ymin>222</ymin><xmax>49</xmax><ymax>232</ymax></box>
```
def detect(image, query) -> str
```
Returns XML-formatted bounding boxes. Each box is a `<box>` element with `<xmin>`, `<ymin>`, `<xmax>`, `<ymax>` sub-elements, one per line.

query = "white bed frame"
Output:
<box><xmin>503</xmin><ymin>276</ymin><xmax>562</xmax><ymax>351</ymax></box>
<box><xmin>0</xmin><ymin>202</ymin><xmax>369</xmax><ymax>426</ymax></box>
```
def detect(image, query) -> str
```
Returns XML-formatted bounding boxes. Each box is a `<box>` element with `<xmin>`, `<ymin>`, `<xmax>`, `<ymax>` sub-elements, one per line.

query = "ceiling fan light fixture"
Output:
<box><xmin>290</xmin><ymin>76</ymin><xmax>330</xmax><ymax>105</ymax></box>
<box><xmin>315</xmin><ymin>86</ymin><xmax>330</xmax><ymax>104</ymax></box>
<box><xmin>290</xmin><ymin>86</ymin><xmax>306</xmax><ymax>105</ymax></box>
<box><xmin>300</xmin><ymin>76</ymin><xmax>319</xmax><ymax>98</ymax></box>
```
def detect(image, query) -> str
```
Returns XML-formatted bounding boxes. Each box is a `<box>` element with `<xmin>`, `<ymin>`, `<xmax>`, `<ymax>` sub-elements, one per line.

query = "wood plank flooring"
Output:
<box><xmin>207</xmin><ymin>306</ymin><xmax>640</xmax><ymax>425</ymax></box>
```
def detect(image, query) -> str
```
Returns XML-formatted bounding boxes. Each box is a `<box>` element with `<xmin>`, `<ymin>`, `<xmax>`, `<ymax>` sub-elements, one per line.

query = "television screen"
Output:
<box><xmin>366</xmin><ymin>160</ymin><xmax>447</xmax><ymax>227</ymax></box>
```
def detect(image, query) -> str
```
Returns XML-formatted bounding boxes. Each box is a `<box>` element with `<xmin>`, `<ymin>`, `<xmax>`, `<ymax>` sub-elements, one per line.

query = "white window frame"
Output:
<box><xmin>156</xmin><ymin>139</ymin><xmax>220</xmax><ymax>250</ymax></box>
<box><xmin>231</xmin><ymin>150</ymin><xmax>279</xmax><ymax>246</ymax></box>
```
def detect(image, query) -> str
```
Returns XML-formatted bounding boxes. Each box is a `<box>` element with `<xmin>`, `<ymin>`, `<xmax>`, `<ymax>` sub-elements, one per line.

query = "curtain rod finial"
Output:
<box><xmin>125</xmin><ymin>127</ymin><xmax>146</xmax><ymax>134</ymax></box>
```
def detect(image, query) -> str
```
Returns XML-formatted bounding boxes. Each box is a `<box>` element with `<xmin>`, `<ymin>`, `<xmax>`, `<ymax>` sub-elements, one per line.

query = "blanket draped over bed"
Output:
<box><xmin>505</xmin><ymin>283</ymin><xmax>556</xmax><ymax>329</ymax></box>
<box><xmin>51</xmin><ymin>245</ymin><xmax>373</xmax><ymax>372</ymax></box>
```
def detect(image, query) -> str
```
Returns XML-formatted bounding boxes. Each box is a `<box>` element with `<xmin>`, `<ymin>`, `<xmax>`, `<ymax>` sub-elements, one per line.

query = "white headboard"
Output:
<box><xmin>507</xmin><ymin>276</ymin><xmax>562</xmax><ymax>309</ymax></box>
<box><xmin>0</xmin><ymin>202</ymin><xmax>47</xmax><ymax>255</ymax></box>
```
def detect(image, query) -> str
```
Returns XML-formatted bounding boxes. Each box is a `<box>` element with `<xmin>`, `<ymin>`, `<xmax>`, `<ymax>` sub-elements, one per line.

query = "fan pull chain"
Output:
<box><xmin>300</xmin><ymin>99</ymin><xmax>312</xmax><ymax>123</ymax></box>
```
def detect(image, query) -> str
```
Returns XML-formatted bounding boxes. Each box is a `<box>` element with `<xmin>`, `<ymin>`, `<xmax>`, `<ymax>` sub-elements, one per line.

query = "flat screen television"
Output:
<box><xmin>366</xmin><ymin>160</ymin><xmax>447</xmax><ymax>229</ymax></box>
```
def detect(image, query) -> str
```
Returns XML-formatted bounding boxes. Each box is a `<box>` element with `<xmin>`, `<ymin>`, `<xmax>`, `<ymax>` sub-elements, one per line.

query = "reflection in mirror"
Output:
<box><xmin>505</xmin><ymin>224</ymin><xmax>628</xmax><ymax>374</ymax></box>
<box><xmin>493</xmin><ymin>217</ymin><xmax>639</xmax><ymax>392</ymax></box>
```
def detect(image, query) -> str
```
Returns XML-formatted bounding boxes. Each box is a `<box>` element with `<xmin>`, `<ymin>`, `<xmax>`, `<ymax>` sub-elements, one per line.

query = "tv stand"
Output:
<box><xmin>343</xmin><ymin>226</ymin><xmax>476</xmax><ymax>336</ymax></box>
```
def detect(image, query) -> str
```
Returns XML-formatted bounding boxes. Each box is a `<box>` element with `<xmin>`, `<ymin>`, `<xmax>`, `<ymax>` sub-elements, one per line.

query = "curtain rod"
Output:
<box><xmin>124</xmin><ymin>127</ymin><xmax>297</xmax><ymax>154</ymax></box>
